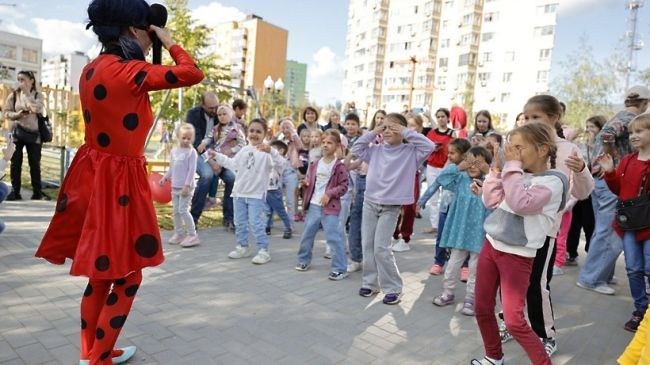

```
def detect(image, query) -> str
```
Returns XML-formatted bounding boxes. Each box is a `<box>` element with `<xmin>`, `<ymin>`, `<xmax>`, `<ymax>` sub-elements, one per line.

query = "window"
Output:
<box><xmin>539</xmin><ymin>48</ymin><xmax>552</xmax><ymax>61</ymax></box>
<box><xmin>22</xmin><ymin>48</ymin><xmax>38</xmax><ymax>64</ymax></box>
<box><xmin>444</xmin><ymin>0</ymin><xmax>453</xmax><ymax>10</ymax></box>
<box><xmin>458</xmin><ymin>52</ymin><xmax>477</xmax><ymax>66</ymax></box>
<box><xmin>0</xmin><ymin>44</ymin><xmax>16</xmax><ymax>59</ymax></box>
<box><xmin>437</xmin><ymin>75</ymin><xmax>447</xmax><ymax>85</ymax></box>
<box><xmin>442</xmin><ymin>20</ymin><xmax>448</xmax><ymax>31</ymax></box>
<box><xmin>0</xmin><ymin>65</ymin><xmax>16</xmax><ymax>80</ymax></box>
<box><xmin>459</xmin><ymin>33</ymin><xmax>478</xmax><ymax>46</ymax></box>
<box><xmin>537</xmin><ymin>70</ymin><xmax>549</xmax><ymax>83</ymax></box>
<box><xmin>501</xmin><ymin>92</ymin><xmax>511</xmax><ymax>102</ymax></box>
<box><xmin>423</xmin><ymin>19</ymin><xmax>433</xmax><ymax>31</ymax></box>
<box><xmin>534</xmin><ymin>26</ymin><xmax>554</xmax><ymax>37</ymax></box>
<box><xmin>439</xmin><ymin>57</ymin><xmax>449</xmax><ymax>68</ymax></box>
<box><xmin>504</xmin><ymin>51</ymin><xmax>515</xmax><ymax>62</ymax></box>
<box><xmin>425</xmin><ymin>0</ymin><xmax>434</xmax><ymax>13</ymax></box>
<box><xmin>481</xmin><ymin>52</ymin><xmax>493</xmax><ymax>63</ymax></box>
<box><xmin>482</xmin><ymin>32</ymin><xmax>494</xmax><ymax>42</ymax></box>
<box><xmin>440</xmin><ymin>39</ymin><xmax>450</xmax><ymax>48</ymax></box>
<box><xmin>478</xmin><ymin>72</ymin><xmax>491</xmax><ymax>83</ymax></box>
<box><xmin>502</xmin><ymin>72</ymin><xmax>512</xmax><ymax>82</ymax></box>
<box><xmin>414</xmin><ymin>5</ymin><xmax>419</xmax><ymax>13</ymax></box>
<box><xmin>356</xmin><ymin>80</ymin><xmax>363</xmax><ymax>88</ymax></box>
<box><xmin>397</xmin><ymin>25</ymin><xmax>403</xmax><ymax>34</ymax></box>
<box><xmin>484</xmin><ymin>12</ymin><xmax>498</xmax><ymax>22</ymax></box>
<box><xmin>537</xmin><ymin>3</ymin><xmax>558</xmax><ymax>15</ymax></box>
<box><xmin>354</xmin><ymin>64</ymin><xmax>364</xmax><ymax>72</ymax></box>
<box><xmin>404</xmin><ymin>42</ymin><xmax>412</xmax><ymax>50</ymax></box>
<box><xmin>461</xmin><ymin>13</ymin><xmax>473</xmax><ymax>27</ymax></box>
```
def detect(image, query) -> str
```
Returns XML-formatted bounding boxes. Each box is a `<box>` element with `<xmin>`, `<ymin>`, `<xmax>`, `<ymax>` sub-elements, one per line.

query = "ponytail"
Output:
<box><xmin>554</xmin><ymin>122</ymin><xmax>565</xmax><ymax>139</ymax></box>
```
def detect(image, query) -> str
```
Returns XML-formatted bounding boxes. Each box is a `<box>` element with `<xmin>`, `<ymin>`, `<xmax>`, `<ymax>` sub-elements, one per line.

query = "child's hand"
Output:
<box><xmin>257</xmin><ymin>143</ymin><xmax>271</xmax><ymax>153</ymax></box>
<box><xmin>300</xmin><ymin>179</ymin><xmax>309</xmax><ymax>188</ymax></box>
<box><xmin>503</xmin><ymin>143</ymin><xmax>521</xmax><ymax>162</ymax></box>
<box><xmin>470</xmin><ymin>179</ymin><xmax>483</xmax><ymax>196</ymax></box>
<box><xmin>181</xmin><ymin>186</ymin><xmax>190</xmax><ymax>197</ymax></box>
<box><xmin>596</xmin><ymin>153</ymin><xmax>614</xmax><ymax>173</ymax></box>
<box><xmin>373</xmin><ymin>123</ymin><xmax>386</xmax><ymax>135</ymax></box>
<box><xmin>458</xmin><ymin>157</ymin><xmax>471</xmax><ymax>171</ymax></box>
<box><xmin>319</xmin><ymin>194</ymin><xmax>330</xmax><ymax>206</ymax></box>
<box><xmin>386</xmin><ymin>123</ymin><xmax>405</xmax><ymax>135</ymax></box>
<box><xmin>565</xmin><ymin>150</ymin><xmax>586</xmax><ymax>172</ymax></box>
<box><xmin>478</xmin><ymin>160</ymin><xmax>490</xmax><ymax>175</ymax></box>
<box><xmin>206</xmin><ymin>149</ymin><xmax>217</xmax><ymax>158</ymax></box>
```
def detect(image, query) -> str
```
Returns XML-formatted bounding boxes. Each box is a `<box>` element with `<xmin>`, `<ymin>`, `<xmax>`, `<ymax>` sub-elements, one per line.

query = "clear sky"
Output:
<box><xmin>2</xmin><ymin>0</ymin><xmax>649</xmax><ymax>105</ymax></box>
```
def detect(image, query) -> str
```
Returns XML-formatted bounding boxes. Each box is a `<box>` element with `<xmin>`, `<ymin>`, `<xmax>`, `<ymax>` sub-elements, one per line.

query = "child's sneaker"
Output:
<box><xmin>552</xmin><ymin>266</ymin><xmax>564</xmax><ymax>276</ymax></box>
<box><xmin>228</xmin><ymin>245</ymin><xmax>253</xmax><ymax>259</ymax></box>
<box><xmin>499</xmin><ymin>318</ymin><xmax>513</xmax><ymax>344</ymax></box>
<box><xmin>542</xmin><ymin>337</ymin><xmax>557</xmax><ymax>357</ymax></box>
<box><xmin>328</xmin><ymin>271</ymin><xmax>348</xmax><ymax>281</ymax></box>
<box><xmin>624</xmin><ymin>311</ymin><xmax>645</xmax><ymax>332</ymax></box>
<box><xmin>251</xmin><ymin>249</ymin><xmax>271</xmax><ymax>264</ymax></box>
<box><xmin>295</xmin><ymin>263</ymin><xmax>310</xmax><ymax>271</ymax></box>
<box><xmin>283</xmin><ymin>229</ymin><xmax>292</xmax><ymax>239</ymax></box>
<box><xmin>382</xmin><ymin>293</ymin><xmax>402</xmax><ymax>305</ymax></box>
<box><xmin>460</xmin><ymin>267</ymin><xmax>470</xmax><ymax>283</ymax></box>
<box><xmin>432</xmin><ymin>293</ymin><xmax>455</xmax><ymax>306</ymax></box>
<box><xmin>359</xmin><ymin>287</ymin><xmax>379</xmax><ymax>297</ymax></box>
<box><xmin>430</xmin><ymin>264</ymin><xmax>444</xmax><ymax>275</ymax></box>
<box><xmin>347</xmin><ymin>261</ymin><xmax>362</xmax><ymax>273</ymax></box>
<box><xmin>460</xmin><ymin>299</ymin><xmax>475</xmax><ymax>316</ymax></box>
<box><xmin>470</xmin><ymin>356</ymin><xmax>504</xmax><ymax>365</ymax></box>
<box><xmin>391</xmin><ymin>238</ymin><xmax>411</xmax><ymax>252</ymax></box>
<box><xmin>168</xmin><ymin>233</ymin><xmax>185</xmax><ymax>245</ymax></box>
<box><xmin>180</xmin><ymin>235</ymin><xmax>200</xmax><ymax>248</ymax></box>
<box><xmin>204</xmin><ymin>197</ymin><xmax>217</xmax><ymax>210</ymax></box>
<box><xmin>265</xmin><ymin>227</ymin><xmax>272</xmax><ymax>235</ymax></box>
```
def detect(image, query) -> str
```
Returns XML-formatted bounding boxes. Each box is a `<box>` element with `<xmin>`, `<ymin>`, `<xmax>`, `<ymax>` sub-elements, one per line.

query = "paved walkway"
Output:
<box><xmin>0</xmin><ymin>198</ymin><xmax>635</xmax><ymax>364</ymax></box>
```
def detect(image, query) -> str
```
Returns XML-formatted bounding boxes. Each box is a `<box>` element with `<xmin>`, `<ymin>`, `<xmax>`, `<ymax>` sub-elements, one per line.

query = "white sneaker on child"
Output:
<box><xmin>252</xmin><ymin>249</ymin><xmax>271</xmax><ymax>265</ymax></box>
<box><xmin>324</xmin><ymin>245</ymin><xmax>332</xmax><ymax>259</ymax></box>
<box><xmin>180</xmin><ymin>235</ymin><xmax>200</xmax><ymax>248</ymax></box>
<box><xmin>391</xmin><ymin>238</ymin><xmax>411</xmax><ymax>252</ymax></box>
<box><xmin>168</xmin><ymin>233</ymin><xmax>185</xmax><ymax>245</ymax></box>
<box><xmin>347</xmin><ymin>261</ymin><xmax>362</xmax><ymax>273</ymax></box>
<box><xmin>470</xmin><ymin>357</ymin><xmax>503</xmax><ymax>365</ymax></box>
<box><xmin>228</xmin><ymin>245</ymin><xmax>253</xmax><ymax>259</ymax></box>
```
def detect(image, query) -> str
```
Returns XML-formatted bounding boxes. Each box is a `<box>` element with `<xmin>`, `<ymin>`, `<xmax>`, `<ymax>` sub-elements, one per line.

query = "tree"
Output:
<box><xmin>552</xmin><ymin>36</ymin><xmax>622</xmax><ymax>127</ymax></box>
<box><xmin>149</xmin><ymin>0</ymin><xmax>231</xmax><ymax>129</ymax></box>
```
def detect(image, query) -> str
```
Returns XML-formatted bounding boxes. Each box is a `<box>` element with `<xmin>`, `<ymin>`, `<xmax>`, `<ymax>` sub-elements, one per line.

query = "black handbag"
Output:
<box><xmin>37</xmin><ymin>113</ymin><xmax>53</xmax><ymax>143</ymax></box>
<box><xmin>13</xmin><ymin>124</ymin><xmax>39</xmax><ymax>144</ymax></box>
<box><xmin>615</xmin><ymin>167</ymin><xmax>650</xmax><ymax>231</ymax></box>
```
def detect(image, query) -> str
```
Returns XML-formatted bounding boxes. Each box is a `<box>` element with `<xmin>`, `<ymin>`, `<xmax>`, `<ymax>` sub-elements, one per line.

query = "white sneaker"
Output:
<box><xmin>470</xmin><ymin>357</ymin><xmax>503</xmax><ymax>365</ymax></box>
<box><xmin>576</xmin><ymin>281</ymin><xmax>615</xmax><ymax>295</ymax></box>
<box><xmin>391</xmin><ymin>237</ymin><xmax>400</xmax><ymax>246</ymax></box>
<box><xmin>79</xmin><ymin>346</ymin><xmax>137</xmax><ymax>365</ymax></box>
<box><xmin>324</xmin><ymin>245</ymin><xmax>332</xmax><ymax>259</ymax></box>
<box><xmin>552</xmin><ymin>266</ymin><xmax>564</xmax><ymax>276</ymax></box>
<box><xmin>228</xmin><ymin>245</ymin><xmax>253</xmax><ymax>259</ymax></box>
<box><xmin>180</xmin><ymin>235</ymin><xmax>200</xmax><ymax>248</ymax></box>
<box><xmin>391</xmin><ymin>239</ymin><xmax>411</xmax><ymax>252</ymax></box>
<box><xmin>347</xmin><ymin>261</ymin><xmax>362</xmax><ymax>273</ymax></box>
<box><xmin>252</xmin><ymin>249</ymin><xmax>271</xmax><ymax>264</ymax></box>
<box><xmin>168</xmin><ymin>233</ymin><xmax>185</xmax><ymax>245</ymax></box>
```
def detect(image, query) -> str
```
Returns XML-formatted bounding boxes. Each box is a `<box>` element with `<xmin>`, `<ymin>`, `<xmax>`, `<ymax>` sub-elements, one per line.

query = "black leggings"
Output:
<box><xmin>10</xmin><ymin>138</ymin><xmax>42</xmax><ymax>195</ymax></box>
<box><xmin>566</xmin><ymin>197</ymin><xmax>595</xmax><ymax>258</ymax></box>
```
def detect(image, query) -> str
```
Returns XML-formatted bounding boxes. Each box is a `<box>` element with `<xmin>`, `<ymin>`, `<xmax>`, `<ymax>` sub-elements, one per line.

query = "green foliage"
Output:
<box><xmin>149</xmin><ymin>0</ymin><xmax>231</xmax><ymax>130</ymax></box>
<box><xmin>552</xmin><ymin>37</ymin><xmax>620</xmax><ymax>127</ymax></box>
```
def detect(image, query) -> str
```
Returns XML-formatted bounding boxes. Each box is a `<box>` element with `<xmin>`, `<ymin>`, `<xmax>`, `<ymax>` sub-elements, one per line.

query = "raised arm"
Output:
<box><xmin>127</xmin><ymin>44</ymin><xmax>204</xmax><ymax>94</ymax></box>
<box><xmin>402</xmin><ymin>128</ymin><xmax>435</xmax><ymax>165</ymax></box>
<box><xmin>350</xmin><ymin>131</ymin><xmax>377</xmax><ymax>163</ymax></box>
<box><xmin>482</xmin><ymin>170</ymin><xmax>504</xmax><ymax>209</ymax></box>
<box><xmin>501</xmin><ymin>161</ymin><xmax>553</xmax><ymax>215</ymax></box>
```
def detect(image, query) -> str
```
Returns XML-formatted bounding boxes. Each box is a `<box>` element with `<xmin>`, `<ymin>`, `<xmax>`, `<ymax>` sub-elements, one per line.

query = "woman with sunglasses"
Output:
<box><xmin>3</xmin><ymin>70</ymin><xmax>46</xmax><ymax>200</ymax></box>
<box><xmin>35</xmin><ymin>1</ymin><xmax>204</xmax><ymax>364</ymax></box>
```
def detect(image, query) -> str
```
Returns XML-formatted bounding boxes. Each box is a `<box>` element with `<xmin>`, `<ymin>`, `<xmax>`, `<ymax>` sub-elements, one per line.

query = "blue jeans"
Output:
<box><xmin>348</xmin><ymin>175</ymin><xmax>366</xmax><ymax>263</ymax></box>
<box><xmin>234</xmin><ymin>197</ymin><xmax>268</xmax><ymax>249</ymax></box>
<box><xmin>190</xmin><ymin>156</ymin><xmax>214</xmax><ymax>222</ymax></box>
<box><xmin>282</xmin><ymin>168</ymin><xmax>298</xmax><ymax>221</ymax></box>
<box><xmin>265</xmin><ymin>190</ymin><xmax>292</xmax><ymax>231</ymax></box>
<box><xmin>297</xmin><ymin>205</ymin><xmax>347</xmax><ymax>273</ymax></box>
<box><xmin>623</xmin><ymin>232</ymin><xmax>650</xmax><ymax>313</ymax></box>
<box><xmin>578</xmin><ymin>178</ymin><xmax>622</xmax><ymax>287</ymax></box>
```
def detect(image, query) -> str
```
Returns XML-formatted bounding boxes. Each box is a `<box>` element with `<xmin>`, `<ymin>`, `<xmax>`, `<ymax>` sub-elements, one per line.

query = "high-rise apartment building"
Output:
<box><xmin>41</xmin><ymin>51</ymin><xmax>90</xmax><ymax>92</ymax></box>
<box><xmin>0</xmin><ymin>30</ymin><xmax>42</xmax><ymax>85</ymax></box>
<box><xmin>285</xmin><ymin>60</ymin><xmax>307</xmax><ymax>107</ymax></box>
<box><xmin>343</xmin><ymin>0</ymin><xmax>559</xmax><ymax>128</ymax></box>
<box><xmin>212</xmin><ymin>15</ymin><xmax>288</xmax><ymax>96</ymax></box>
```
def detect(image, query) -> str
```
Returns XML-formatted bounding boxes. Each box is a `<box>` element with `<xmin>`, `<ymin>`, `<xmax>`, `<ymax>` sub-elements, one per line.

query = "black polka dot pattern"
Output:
<box><xmin>56</xmin><ymin>194</ymin><xmax>68</xmax><ymax>212</ymax></box>
<box><xmin>110</xmin><ymin>315</ymin><xmax>127</xmax><ymax>329</ymax></box>
<box><xmin>123</xmin><ymin>113</ymin><xmax>139</xmax><ymax>131</ymax></box>
<box><xmin>81</xmin><ymin>318</ymin><xmax>87</xmax><ymax>329</ymax></box>
<box><xmin>83</xmin><ymin>110</ymin><xmax>90</xmax><ymax>124</ymax></box>
<box><xmin>106</xmin><ymin>292</ymin><xmax>118</xmax><ymax>306</ymax></box>
<box><xmin>93</xmin><ymin>84</ymin><xmax>107</xmax><ymax>100</ymax></box>
<box><xmin>114</xmin><ymin>278</ymin><xmax>126</xmax><ymax>286</ymax></box>
<box><xmin>135</xmin><ymin>235</ymin><xmax>159</xmax><ymax>258</ymax></box>
<box><xmin>118</xmin><ymin>195</ymin><xmax>129</xmax><ymax>207</ymax></box>
<box><xmin>97</xmin><ymin>133</ymin><xmax>110</xmax><ymax>147</ymax></box>
<box><xmin>96</xmin><ymin>327</ymin><xmax>105</xmax><ymax>339</ymax></box>
<box><xmin>134</xmin><ymin>71</ymin><xmax>147</xmax><ymax>86</ymax></box>
<box><xmin>125</xmin><ymin>284</ymin><xmax>139</xmax><ymax>297</ymax></box>
<box><xmin>84</xmin><ymin>284</ymin><xmax>93</xmax><ymax>297</ymax></box>
<box><xmin>95</xmin><ymin>255</ymin><xmax>110</xmax><ymax>272</ymax></box>
<box><xmin>165</xmin><ymin>70</ymin><xmax>178</xmax><ymax>84</ymax></box>
<box><xmin>100</xmin><ymin>351</ymin><xmax>111</xmax><ymax>361</ymax></box>
<box><xmin>85</xmin><ymin>68</ymin><xmax>94</xmax><ymax>81</ymax></box>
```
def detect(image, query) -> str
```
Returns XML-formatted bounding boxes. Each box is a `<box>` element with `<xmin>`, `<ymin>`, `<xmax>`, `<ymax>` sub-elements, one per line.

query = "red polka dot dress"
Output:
<box><xmin>36</xmin><ymin>45</ymin><xmax>204</xmax><ymax>279</ymax></box>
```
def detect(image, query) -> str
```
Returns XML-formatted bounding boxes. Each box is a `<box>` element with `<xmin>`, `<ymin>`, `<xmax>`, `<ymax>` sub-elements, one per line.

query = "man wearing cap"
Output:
<box><xmin>577</xmin><ymin>85</ymin><xmax>650</xmax><ymax>295</ymax></box>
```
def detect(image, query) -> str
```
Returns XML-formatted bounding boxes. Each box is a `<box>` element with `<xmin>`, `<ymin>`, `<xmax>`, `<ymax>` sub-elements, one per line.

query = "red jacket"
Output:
<box><xmin>604</xmin><ymin>152</ymin><xmax>650</xmax><ymax>240</ymax></box>
<box><xmin>426</xmin><ymin>128</ymin><xmax>454</xmax><ymax>168</ymax></box>
<box><xmin>302</xmin><ymin>158</ymin><xmax>349</xmax><ymax>215</ymax></box>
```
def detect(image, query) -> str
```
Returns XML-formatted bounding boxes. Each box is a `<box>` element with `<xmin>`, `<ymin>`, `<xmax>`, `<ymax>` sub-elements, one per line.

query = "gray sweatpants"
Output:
<box><xmin>361</xmin><ymin>200</ymin><xmax>403</xmax><ymax>294</ymax></box>
<box><xmin>172</xmin><ymin>187</ymin><xmax>196</xmax><ymax>236</ymax></box>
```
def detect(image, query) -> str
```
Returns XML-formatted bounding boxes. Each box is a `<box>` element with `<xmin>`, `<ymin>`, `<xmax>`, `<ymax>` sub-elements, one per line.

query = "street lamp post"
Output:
<box><xmin>263</xmin><ymin>75</ymin><xmax>284</xmax><ymax>122</ymax></box>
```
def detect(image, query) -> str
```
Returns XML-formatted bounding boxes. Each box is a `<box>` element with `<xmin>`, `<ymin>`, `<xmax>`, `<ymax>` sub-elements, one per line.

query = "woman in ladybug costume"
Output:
<box><xmin>35</xmin><ymin>1</ymin><xmax>203</xmax><ymax>364</ymax></box>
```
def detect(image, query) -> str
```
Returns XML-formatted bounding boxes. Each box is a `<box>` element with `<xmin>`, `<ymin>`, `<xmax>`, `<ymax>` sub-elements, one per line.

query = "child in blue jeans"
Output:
<box><xmin>296</xmin><ymin>129</ymin><xmax>349</xmax><ymax>280</ymax></box>
<box><xmin>351</xmin><ymin>113</ymin><xmax>434</xmax><ymax>304</ymax></box>
<box><xmin>265</xmin><ymin>140</ymin><xmax>293</xmax><ymax>239</ymax></box>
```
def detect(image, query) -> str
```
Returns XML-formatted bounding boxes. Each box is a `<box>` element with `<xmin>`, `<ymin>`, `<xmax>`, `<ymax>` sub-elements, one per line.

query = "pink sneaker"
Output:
<box><xmin>180</xmin><ymin>235</ymin><xmax>200</xmax><ymax>248</ymax></box>
<box><xmin>168</xmin><ymin>233</ymin><xmax>185</xmax><ymax>245</ymax></box>
<box><xmin>430</xmin><ymin>264</ymin><xmax>443</xmax><ymax>275</ymax></box>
